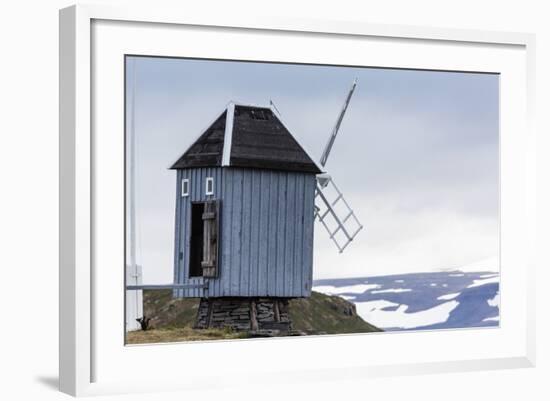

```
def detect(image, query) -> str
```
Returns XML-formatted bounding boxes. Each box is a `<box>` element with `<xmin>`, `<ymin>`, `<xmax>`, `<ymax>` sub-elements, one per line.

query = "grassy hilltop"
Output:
<box><xmin>126</xmin><ymin>290</ymin><xmax>380</xmax><ymax>344</ymax></box>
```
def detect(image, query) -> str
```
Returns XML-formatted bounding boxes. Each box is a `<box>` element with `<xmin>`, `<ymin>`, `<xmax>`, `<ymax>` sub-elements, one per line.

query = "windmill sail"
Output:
<box><xmin>315</xmin><ymin>79</ymin><xmax>363</xmax><ymax>252</ymax></box>
<box><xmin>320</xmin><ymin>79</ymin><xmax>357</xmax><ymax>167</ymax></box>
<box><xmin>315</xmin><ymin>175</ymin><xmax>363</xmax><ymax>253</ymax></box>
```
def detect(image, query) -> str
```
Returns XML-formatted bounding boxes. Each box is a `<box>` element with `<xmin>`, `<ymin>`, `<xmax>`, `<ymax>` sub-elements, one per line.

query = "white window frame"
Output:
<box><xmin>205</xmin><ymin>177</ymin><xmax>214</xmax><ymax>195</ymax></box>
<box><xmin>181</xmin><ymin>178</ymin><xmax>190</xmax><ymax>197</ymax></box>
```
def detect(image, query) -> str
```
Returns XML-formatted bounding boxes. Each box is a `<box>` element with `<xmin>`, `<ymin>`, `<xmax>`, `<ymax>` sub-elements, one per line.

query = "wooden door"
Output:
<box><xmin>201</xmin><ymin>200</ymin><xmax>220</xmax><ymax>278</ymax></box>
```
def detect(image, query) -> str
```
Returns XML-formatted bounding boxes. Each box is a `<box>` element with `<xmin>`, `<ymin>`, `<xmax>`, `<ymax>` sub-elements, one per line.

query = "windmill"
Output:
<box><xmin>126</xmin><ymin>78</ymin><xmax>365</xmax><ymax>334</ymax></box>
<box><xmin>314</xmin><ymin>79</ymin><xmax>363</xmax><ymax>253</ymax></box>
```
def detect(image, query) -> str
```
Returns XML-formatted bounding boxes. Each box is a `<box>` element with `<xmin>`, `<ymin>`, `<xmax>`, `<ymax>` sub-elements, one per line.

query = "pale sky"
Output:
<box><xmin>126</xmin><ymin>56</ymin><xmax>499</xmax><ymax>283</ymax></box>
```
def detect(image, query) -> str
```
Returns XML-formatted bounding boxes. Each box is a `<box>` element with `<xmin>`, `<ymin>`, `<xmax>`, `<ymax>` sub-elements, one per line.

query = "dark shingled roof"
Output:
<box><xmin>170</xmin><ymin>111</ymin><xmax>226</xmax><ymax>169</ymax></box>
<box><xmin>170</xmin><ymin>104</ymin><xmax>322</xmax><ymax>174</ymax></box>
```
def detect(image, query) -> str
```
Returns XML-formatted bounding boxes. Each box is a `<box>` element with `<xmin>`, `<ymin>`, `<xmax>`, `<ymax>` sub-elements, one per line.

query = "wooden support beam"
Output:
<box><xmin>250</xmin><ymin>299</ymin><xmax>258</xmax><ymax>331</ymax></box>
<box><xmin>273</xmin><ymin>300</ymin><xmax>281</xmax><ymax>322</ymax></box>
<box><xmin>126</xmin><ymin>283</ymin><xmax>208</xmax><ymax>291</ymax></box>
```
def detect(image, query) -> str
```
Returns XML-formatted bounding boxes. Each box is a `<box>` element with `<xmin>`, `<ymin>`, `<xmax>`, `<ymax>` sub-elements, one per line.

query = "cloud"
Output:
<box><xmin>313</xmin><ymin>201</ymin><xmax>498</xmax><ymax>279</ymax></box>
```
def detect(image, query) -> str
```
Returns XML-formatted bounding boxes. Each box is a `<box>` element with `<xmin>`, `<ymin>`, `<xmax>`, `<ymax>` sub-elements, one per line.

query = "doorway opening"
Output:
<box><xmin>189</xmin><ymin>202</ymin><xmax>204</xmax><ymax>277</ymax></box>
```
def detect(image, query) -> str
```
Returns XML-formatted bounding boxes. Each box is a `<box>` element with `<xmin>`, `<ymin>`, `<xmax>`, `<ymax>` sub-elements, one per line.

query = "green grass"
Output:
<box><xmin>127</xmin><ymin>326</ymin><xmax>248</xmax><ymax>344</ymax></box>
<box><xmin>125</xmin><ymin>290</ymin><xmax>381</xmax><ymax>344</ymax></box>
<box><xmin>290</xmin><ymin>291</ymin><xmax>381</xmax><ymax>334</ymax></box>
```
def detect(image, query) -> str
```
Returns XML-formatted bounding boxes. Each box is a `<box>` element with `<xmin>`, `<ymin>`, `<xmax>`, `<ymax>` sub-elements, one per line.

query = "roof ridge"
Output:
<box><xmin>221</xmin><ymin>103</ymin><xmax>234</xmax><ymax>166</ymax></box>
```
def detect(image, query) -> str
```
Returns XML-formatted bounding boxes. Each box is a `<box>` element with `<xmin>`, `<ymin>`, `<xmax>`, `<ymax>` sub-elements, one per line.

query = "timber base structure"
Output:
<box><xmin>194</xmin><ymin>297</ymin><xmax>292</xmax><ymax>334</ymax></box>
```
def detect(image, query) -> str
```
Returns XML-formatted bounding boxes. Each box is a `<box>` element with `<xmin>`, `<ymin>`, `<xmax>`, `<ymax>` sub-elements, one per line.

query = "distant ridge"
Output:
<box><xmin>313</xmin><ymin>270</ymin><xmax>500</xmax><ymax>331</ymax></box>
<box><xmin>456</xmin><ymin>256</ymin><xmax>499</xmax><ymax>273</ymax></box>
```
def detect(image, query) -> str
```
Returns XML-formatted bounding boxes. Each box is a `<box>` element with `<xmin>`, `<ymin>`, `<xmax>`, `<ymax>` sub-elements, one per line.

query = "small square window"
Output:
<box><xmin>206</xmin><ymin>177</ymin><xmax>214</xmax><ymax>195</ymax></box>
<box><xmin>181</xmin><ymin>179</ymin><xmax>189</xmax><ymax>197</ymax></box>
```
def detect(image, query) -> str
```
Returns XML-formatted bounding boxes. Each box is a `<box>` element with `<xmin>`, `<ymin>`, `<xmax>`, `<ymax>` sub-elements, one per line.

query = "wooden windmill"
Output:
<box><xmin>150</xmin><ymin>81</ymin><xmax>363</xmax><ymax>333</ymax></box>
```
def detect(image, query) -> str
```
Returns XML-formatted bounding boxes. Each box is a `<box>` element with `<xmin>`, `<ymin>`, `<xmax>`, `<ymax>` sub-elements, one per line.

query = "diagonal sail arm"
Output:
<box><xmin>319</xmin><ymin>79</ymin><xmax>357</xmax><ymax>167</ymax></box>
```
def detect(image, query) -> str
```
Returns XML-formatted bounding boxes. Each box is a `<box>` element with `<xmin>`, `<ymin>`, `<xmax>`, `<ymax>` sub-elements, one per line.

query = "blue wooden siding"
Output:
<box><xmin>173</xmin><ymin>167</ymin><xmax>223</xmax><ymax>297</ymax></box>
<box><xmin>173</xmin><ymin>167</ymin><xmax>316</xmax><ymax>298</ymax></box>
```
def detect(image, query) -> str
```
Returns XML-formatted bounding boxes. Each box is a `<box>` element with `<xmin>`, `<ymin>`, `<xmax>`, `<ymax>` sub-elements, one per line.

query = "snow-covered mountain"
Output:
<box><xmin>313</xmin><ymin>270</ymin><xmax>499</xmax><ymax>331</ymax></box>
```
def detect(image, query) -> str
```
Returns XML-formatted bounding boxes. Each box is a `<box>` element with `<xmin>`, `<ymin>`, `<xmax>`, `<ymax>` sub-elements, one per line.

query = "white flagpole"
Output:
<box><xmin>126</xmin><ymin>58</ymin><xmax>143</xmax><ymax>331</ymax></box>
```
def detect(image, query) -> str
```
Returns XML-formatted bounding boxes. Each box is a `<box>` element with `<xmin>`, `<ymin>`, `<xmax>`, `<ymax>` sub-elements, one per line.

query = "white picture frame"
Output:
<box><xmin>59</xmin><ymin>4</ymin><xmax>536</xmax><ymax>397</ymax></box>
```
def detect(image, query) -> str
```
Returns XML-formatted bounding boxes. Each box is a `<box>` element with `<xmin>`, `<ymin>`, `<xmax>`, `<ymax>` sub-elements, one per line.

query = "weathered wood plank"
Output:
<box><xmin>250</xmin><ymin>299</ymin><xmax>258</xmax><ymax>331</ymax></box>
<box><xmin>267</xmin><ymin>171</ymin><xmax>278</xmax><ymax>296</ymax></box>
<box><xmin>217</xmin><ymin>170</ymin><xmax>224</xmax><ymax>295</ymax></box>
<box><xmin>230</xmin><ymin>169</ymin><xmax>243</xmax><ymax>294</ymax></box>
<box><xmin>303</xmin><ymin>175</ymin><xmax>316</xmax><ymax>296</ymax></box>
<box><xmin>284</xmin><ymin>173</ymin><xmax>296</xmax><ymax>297</ymax></box>
<box><xmin>258</xmin><ymin>170</ymin><xmax>269</xmax><ymax>296</ymax></box>
<box><xmin>276</xmin><ymin>172</ymin><xmax>287</xmax><ymax>296</ymax></box>
<box><xmin>214</xmin><ymin>168</ymin><xmax>224</xmax><ymax>296</ymax></box>
<box><xmin>293</xmin><ymin>173</ymin><xmax>305</xmax><ymax>296</ymax></box>
<box><xmin>173</xmin><ymin>171</ymin><xmax>182</xmax><ymax>298</ymax></box>
<box><xmin>249</xmin><ymin>169</ymin><xmax>261</xmax><ymax>297</ymax></box>
<box><xmin>221</xmin><ymin>168</ymin><xmax>233</xmax><ymax>296</ymax></box>
<box><xmin>190</xmin><ymin>169</ymin><xmax>199</xmax><ymax>298</ymax></box>
<box><xmin>240</xmin><ymin>169</ymin><xmax>252</xmax><ymax>296</ymax></box>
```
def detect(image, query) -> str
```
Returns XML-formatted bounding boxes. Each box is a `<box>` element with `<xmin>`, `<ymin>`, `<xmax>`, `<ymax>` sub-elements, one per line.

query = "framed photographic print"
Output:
<box><xmin>59</xmin><ymin>4</ymin><xmax>536</xmax><ymax>397</ymax></box>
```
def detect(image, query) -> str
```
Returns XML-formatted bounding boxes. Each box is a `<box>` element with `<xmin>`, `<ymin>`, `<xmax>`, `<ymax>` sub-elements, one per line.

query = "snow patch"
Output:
<box><xmin>313</xmin><ymin>283</ymin><xmax>381</xmax><ymax>295</ymax></box>
<box><xmin>483</xmin><ymin>316</ymin><xmax>500</xmax><ymax>322</ymax></box>
<box><xmin>371</xmin><ymin>288</ymin><xmax>412</xmax><ymax>294</ymax></box>
<box><xmin>437</xmin><ymin>292</ymin><xmax>460</xmax><ymax>301</ymax></box>
<box><xmin>468</xmin><ymin>275</ymin><xmax>499</xmax><ymax>288</ymax></box>
<box><xmin>487</xmin><ymin>292</ymin><xmax>500</xmax><ymax>307</ymax></box>
<box><xmin>449</xmin><ymin>273</ymin><xmax>464</xmax><ymax>277</ymax></box>
<box><xmin>394</xmin><ymin>279</ymin><xmax>405</xmax><ymax>283</ymax></box>
<box><xmin>355</xmin><ymin>300</ymin><xmax>399</xmax><ymax>314</ymax></box>
<box><xmin>355</xmin><ymin>300</ymin><xmax>460</xmax><ymax>330</ymax></box>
